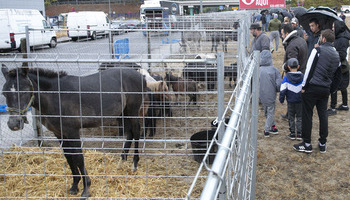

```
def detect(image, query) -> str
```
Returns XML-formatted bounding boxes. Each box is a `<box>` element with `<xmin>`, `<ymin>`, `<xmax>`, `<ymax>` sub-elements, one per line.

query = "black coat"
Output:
<box><xmin>282</xmin><ymin>30</ymin><xmax>308</xmax><ymax>73</ymax></box>
<box><xmin>334</xmin><ymin>20</ymin><xmax>350</xmax><ymax>89</ymax></box>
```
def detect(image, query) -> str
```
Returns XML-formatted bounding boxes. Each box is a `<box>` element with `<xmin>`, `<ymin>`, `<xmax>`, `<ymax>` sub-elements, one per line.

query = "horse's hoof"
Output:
<box><xmin>80</xmin><ymin>190</ymin><xmax>91</xmax><ymax>199</ymax></box>
<box><xmin>69</xmin><ymin>187</ymin><xmax>79</xmax><ymax>195</ymax></box>
<box><xmin>121</xmin><ymin>154</ymin><xmax>127</xmax><ymax>161</ymax></box>
<box><xmin>133</xmin><ymin>167</ymin><xmax>138</xmax><ymax>172</ymax></box>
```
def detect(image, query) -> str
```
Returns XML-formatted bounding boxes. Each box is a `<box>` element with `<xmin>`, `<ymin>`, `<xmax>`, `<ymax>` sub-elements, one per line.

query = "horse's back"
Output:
<box><xmin>61</xmin><ymin>68</ymin><xmax>145</xmax><ymax>118</ymax></box>
<box><xmin>80</xmin><ymin>68</ymin><xmax>145</xmax><ymax>92</ymax></box>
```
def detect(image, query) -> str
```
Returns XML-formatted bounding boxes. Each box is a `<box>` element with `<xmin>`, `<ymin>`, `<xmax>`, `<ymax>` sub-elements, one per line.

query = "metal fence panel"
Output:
<box><xmin>0</xmin><ymin>11</ymin><xmax>256</xmax><ymax>199</ymax></box>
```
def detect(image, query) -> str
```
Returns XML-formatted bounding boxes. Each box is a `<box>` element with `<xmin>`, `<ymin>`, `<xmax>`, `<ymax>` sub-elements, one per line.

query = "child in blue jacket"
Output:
<box><xmin>279</xmin><ymin>58</ymin><xmax>304</xmax><ymax>140</ymax></box>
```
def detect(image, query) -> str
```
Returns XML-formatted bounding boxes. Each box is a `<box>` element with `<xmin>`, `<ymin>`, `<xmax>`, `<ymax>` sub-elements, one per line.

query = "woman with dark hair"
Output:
<box><xmin>328</xmin><ymin>20</ymin><xmax>350</xmax><ymax>115</ymax></box>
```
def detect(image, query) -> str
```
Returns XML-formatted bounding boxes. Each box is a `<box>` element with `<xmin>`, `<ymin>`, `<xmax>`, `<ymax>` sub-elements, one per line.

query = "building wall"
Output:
<box><xmin>0</xmin><ymin>0</ymin><xmax>45</xmax><ymax>16</ymax></box>
<box><xmin>45</xmin><ymin>3</ymin><xmax>140</xmax><ymax>17</ymax></box>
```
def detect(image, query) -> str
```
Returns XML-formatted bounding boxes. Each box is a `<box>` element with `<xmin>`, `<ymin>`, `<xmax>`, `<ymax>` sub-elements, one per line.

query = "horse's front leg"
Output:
<box><xmin>175</xmin><ymin>93</ymin><xmax>179</xmax><ymax>104</ymax></box>
<box><xmin>62</xmin><ymin>138</ymin><xmax>91</xmax><ymax>199</ymax></box>
<box><xmin>224</xmin><ymin>39</ymin><xmax>228</xmax><ymax>52</ymax></box>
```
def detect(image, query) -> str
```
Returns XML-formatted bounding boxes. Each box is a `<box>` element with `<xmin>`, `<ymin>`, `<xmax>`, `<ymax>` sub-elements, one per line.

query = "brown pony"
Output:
<box><xmin>165</xmin><ymin>72</ymin><xmax>198</xmax><ymax>105</ymax></box>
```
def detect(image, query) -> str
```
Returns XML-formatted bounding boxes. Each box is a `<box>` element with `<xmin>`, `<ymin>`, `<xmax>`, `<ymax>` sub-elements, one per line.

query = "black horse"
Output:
<box><xmin>211</xmin><ymin>31</ymin><xmax>229</xmax><ymax>53</ymax></box>
<box><xmin>1</xmin><ymin>64</ymin><xmax>146</xmax><ymax>199</ymax></box>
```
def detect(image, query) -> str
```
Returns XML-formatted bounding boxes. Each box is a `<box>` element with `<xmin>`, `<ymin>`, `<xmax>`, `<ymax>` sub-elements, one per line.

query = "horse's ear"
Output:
<box><xmin>20</xmin><ymin>66</ymin><xmax>29</xmax><ymax>76</ymax></box>
<box><xmin>1</xmin><ymin>64</ymin><xmax>9</xmax><ymax>80</ymax></box>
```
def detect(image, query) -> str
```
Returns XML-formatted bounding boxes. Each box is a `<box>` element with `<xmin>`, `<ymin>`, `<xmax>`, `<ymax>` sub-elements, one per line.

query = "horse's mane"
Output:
<box><xmin>28</xmin><ymin>68</ymin><xmax>68</xmax><ymax>78</ymax></box>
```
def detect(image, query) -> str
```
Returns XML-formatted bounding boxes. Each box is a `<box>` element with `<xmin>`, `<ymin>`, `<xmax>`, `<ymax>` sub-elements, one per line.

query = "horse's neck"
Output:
<box><xmin>169</xmin><ymin>75</ymin><xmax>179</xmax><ymax>82</ymax></box>
<box><xmin>28</xmin><ymin>73</ymin><xmax>56</xmax><ymax>91</ymax></box>
<box><xmin>172</xmin><ymin>76</ymin><xmax>182</xmax><ymax>82</ymax></box>
<box><xmin>28</xmin><ymin>73</ymin><xmax>57</xmax><ymax>109</ymax></box>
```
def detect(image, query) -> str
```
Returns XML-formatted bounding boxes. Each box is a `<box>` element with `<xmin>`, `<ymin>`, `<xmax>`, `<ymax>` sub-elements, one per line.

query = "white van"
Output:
<box><xmin>341</xmin><ymin>5</ymin><xmax>350</xmax><ymax>13</ymax></box>
<box><xmin>67</xmin><ymin>11</ymin><xmax>109</xmax><ymax>41</ymax></box>
<box><xmin>0</xmin><ymin>9</ymin><xmax>57</xmax><ymax>51</ymax></box>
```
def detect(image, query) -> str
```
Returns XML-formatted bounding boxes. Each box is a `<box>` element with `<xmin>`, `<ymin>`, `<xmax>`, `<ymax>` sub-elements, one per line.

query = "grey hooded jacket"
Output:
<box><xmin>259</xmin><ymin>50</ymin><xmax>282</xmax><ymax>104</ymax></box>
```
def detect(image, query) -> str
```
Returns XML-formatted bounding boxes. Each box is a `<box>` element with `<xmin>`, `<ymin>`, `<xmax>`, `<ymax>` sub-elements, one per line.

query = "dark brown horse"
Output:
<box><xmin>1</xmin><ymin>65</ymin><xmax>147</xmax><ymax>199</ymax></box>
<box><xmin>165</xmin><ymin>72</ymin><xmax>198</xmax><ymax>105</ymax></box>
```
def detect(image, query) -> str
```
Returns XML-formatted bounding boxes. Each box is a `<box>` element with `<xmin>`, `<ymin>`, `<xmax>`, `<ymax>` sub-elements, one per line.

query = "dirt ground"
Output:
<box><xmin>255</xmin><ymin>27</ymin><xmax>350</xmax><ymax>199</ymax></box>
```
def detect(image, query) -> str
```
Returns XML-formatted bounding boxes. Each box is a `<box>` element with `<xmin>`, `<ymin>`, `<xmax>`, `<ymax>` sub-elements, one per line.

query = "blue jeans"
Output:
<box><xmin>264</xmin><ymin>23</ymin><xmax>269</xmax><ymax>32</ymax></box>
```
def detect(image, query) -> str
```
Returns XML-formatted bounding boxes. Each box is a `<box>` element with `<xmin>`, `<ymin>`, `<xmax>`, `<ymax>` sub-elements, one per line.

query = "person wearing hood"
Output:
<box><xmin>281</xmin><ymin>23</ymin><xmax>308</xmax><ymax>73</ymax></box>
<box><xmin>328</xmin><ymin>20</ymin><xmax>350</xmax><ymax>115</ymax></box>
<box><xmin>259</xmin><ymin>50</ymin><xmax>282</xmax><ymax>137</ymax></box>
<box><xmin>268</xmin><ymin>14</ymin><xmax>282</xmax><ymax>52</ymax></box>
<box><xmin>279</xmin><ymin>58</ymin><xmax>304</xmax><ymax>140</ymax></box>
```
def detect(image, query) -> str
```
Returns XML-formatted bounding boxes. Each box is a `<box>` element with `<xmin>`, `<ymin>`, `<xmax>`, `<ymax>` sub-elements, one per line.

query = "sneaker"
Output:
<box><xmin>288</xmin><ymin>132</ymin><xmax>296</xmax><ymax>140</ymax></box>
<box><xmin>327</xmin><ymin>108</ymin><xmax>337</xmax><ymax>116</ymax></box>
<box><xmin>270</xmin><ymin>125</ymin><xmax>279</xmax><ymax>135</ymax></box>
<box><xmin>264</xmin><ymin>131</ymin><xmax>270</xmax><ymax>137</ymax></box>
<box><xmin>319</xmin><ymin>142</ymin><xmax>326</xmax><ymax>153</ymax></box>
<box><xmin>271</xmin><ymin>48</ymin><xmax>274</xmax><ymax>53</ymax></box>
<box><xmin>293</xmin><ymin>142</ymin><xmax>313</xmax><ymax>153</ymax></box>
<box><xmin>296</xmin><ymin>133</ymin><xmax>302</xmax><ymax>141</ymax></box>
<box><xmin>336</xmin><ymin>105</ymin><xmax>349</xmax><ymax>111</ymax></box>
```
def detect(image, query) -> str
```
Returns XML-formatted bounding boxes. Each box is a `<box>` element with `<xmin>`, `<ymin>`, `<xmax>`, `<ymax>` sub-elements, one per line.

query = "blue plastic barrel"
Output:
<box><xmin>114</xmin><ymin>38</ymin><xmax>129</xmax><ymax>59</ymax></box>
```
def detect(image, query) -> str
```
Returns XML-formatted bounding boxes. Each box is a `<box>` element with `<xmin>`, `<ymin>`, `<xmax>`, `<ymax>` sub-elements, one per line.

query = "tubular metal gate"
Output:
<box><xmin>0</xmin><ymin>11</ymin><xmax>257</xmax><ymax>199</ymax></box>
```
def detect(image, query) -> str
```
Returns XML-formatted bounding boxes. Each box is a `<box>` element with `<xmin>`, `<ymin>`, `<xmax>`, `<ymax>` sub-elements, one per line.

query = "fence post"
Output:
<box><xmin>25</xmin><ymin>26</ymin><xmax>30</xmax><ymax>54</ymax></box>
<box><xmin>216</xmin><ymin>52</ymin><xmax>227</xmax><ymax>200</ymax></box>
<box><xmin>109</xmin><ymin>23</ymin><xmax>113</xmax><ymax>59</ymax></box>
<box><xmin>147</xmin><ymin>18</ymin><xmax>152</xmax><ymax>69</ymax></box>
<box><xmin>250</xmin><ymin>50</ymin><xmax>260</xmax><ymax>200</ymax></box>
<box><xmin>217</xmin><ymin>51</ymin><xmax>225</xmax><ymax>142</ymax></box>
<box><xmin>20</xmin><ymin>36</ymin><xmax>42</xmax><ymax>147</ymax></box>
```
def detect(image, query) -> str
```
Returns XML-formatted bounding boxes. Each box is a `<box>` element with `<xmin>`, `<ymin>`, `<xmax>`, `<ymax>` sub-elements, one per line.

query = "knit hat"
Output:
<box><xmin>274</xmin><ymin>14</ymin><xmax>278</xmax><ymax>18</ymax></box>
<box><xmin>291</xmin><ymin>17</ymin><xmax>298</xmax><ymax>24</ymax></box>
<box><xmin>287</xmin><ymin>58</ymin><xmax>299</xmax><ymax>68</ymax></box>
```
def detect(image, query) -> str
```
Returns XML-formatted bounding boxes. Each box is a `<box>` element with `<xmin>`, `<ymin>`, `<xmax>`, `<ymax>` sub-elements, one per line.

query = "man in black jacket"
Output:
<box><xmin>306</xmin><ymin>18</ymin><xmax>321</xmax><ymax>57</ymax></box>
<box><xmin>281</xmin><ymin>23</ymin><xmax>308</xmax><ymax>73</ymax></box>
<box><xmin>293</xmin><ymin>29</ymin><xmax>340</xmax><ymax>154</ymax></box>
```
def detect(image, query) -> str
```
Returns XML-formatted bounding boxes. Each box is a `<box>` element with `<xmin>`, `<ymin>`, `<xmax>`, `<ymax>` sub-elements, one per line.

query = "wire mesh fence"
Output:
<box><xmin>0</xmin><ymin>10</ymin><xmax>256</xmax><ymax>199</ymax></box>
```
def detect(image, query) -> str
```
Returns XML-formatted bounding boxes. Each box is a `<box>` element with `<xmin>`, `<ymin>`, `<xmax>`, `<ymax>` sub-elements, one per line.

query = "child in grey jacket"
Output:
<box><xmin>259</xmin><ymin>50</ymin><xmax>282</xmax><ymax>137</ymax></box>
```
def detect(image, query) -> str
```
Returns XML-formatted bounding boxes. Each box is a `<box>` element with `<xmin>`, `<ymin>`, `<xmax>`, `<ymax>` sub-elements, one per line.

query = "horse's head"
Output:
<box><xmin>1</xmin><ymin>65</ymin><xmax>34</xmax><ymax>131</ymax></box>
